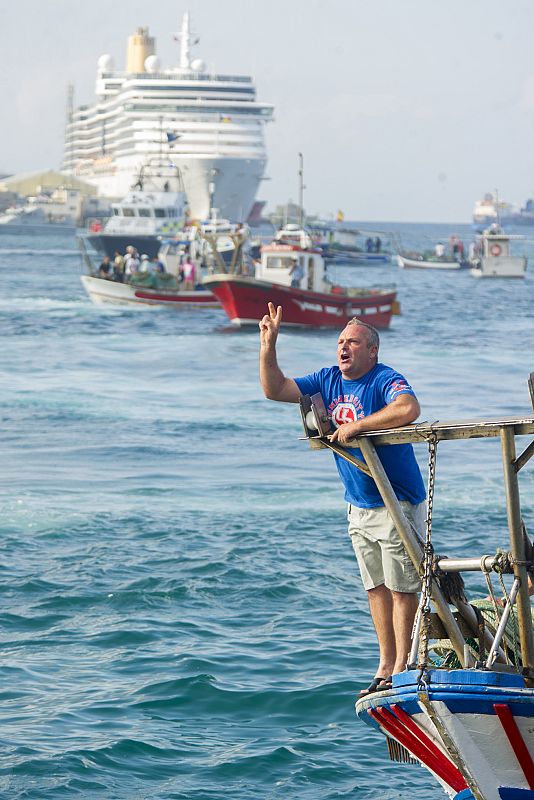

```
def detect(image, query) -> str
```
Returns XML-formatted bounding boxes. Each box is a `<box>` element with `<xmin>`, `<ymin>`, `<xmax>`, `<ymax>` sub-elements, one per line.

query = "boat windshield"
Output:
<box><xmin>265</xmin><ymin>255</ymin><xmax>296</xmax><ymax>270</ymax></box>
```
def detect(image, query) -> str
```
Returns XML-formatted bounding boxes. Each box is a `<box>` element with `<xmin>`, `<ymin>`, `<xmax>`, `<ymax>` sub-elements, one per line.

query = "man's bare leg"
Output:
<box><xmin>367</xmin><ymin>584</ymin><xmax>396</xmax><ymax>679</ymax></box>
<box><xmin>391</xmin><ymin>590</ymin><xmax>418</xmax><ymax>674</ymax></box>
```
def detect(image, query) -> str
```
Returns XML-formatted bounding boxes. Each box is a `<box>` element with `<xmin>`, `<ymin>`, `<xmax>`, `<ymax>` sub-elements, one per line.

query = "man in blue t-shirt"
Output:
<box><xmin>259</xmin><ymin>302</ymin><xmax>426</xmax><ymax>696</ymax></box>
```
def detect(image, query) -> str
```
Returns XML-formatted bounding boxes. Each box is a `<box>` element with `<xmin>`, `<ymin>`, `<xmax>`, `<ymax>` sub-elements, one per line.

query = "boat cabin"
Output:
<box><xmin>110</xmin><ymin>190</ymin><xmax>187</xmax><ymax>230</ymax></box>
<box><xmin>471</xmin><ymin>224</ymin><xmax>528</xmax><ymax>278</ymax></box>
<box><xmin>480</xmin><ymin>225</ymin><xmax>514</xmax><ymax>258</ymax></box>
<box><xmin>257</xmin><ymin>242</ymin><xmax>329</xmax><ymax>293</ymax></box>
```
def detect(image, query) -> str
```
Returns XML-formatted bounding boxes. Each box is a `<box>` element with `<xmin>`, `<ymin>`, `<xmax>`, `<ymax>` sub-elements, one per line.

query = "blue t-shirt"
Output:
<box><xmin>294</xmin><ymin>363</ymin><xmax>426</xmax><ymax>508</ymax></box>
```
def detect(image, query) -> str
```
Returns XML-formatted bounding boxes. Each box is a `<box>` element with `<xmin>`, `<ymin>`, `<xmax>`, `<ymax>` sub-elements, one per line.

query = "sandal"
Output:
<box><xmin>358</xmin><ymin>676</ymin><xmax>388</xmax><ymax>698</ymax></box>
<box><xmin>377</xmin><ymin>676</ymin><xmax>393</xmax><ymax>691</ymax></box>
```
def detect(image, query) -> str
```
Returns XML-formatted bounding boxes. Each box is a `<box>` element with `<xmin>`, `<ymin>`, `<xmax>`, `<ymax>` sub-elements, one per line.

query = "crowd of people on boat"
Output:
<box><xmin>432</xmin><ymin>234</ymin><xmax>481</xmax><ymax>262</ymax></box>
<box><xmin>96</xmin><ymin>244</ymin><xmax>198</xmax><ymax>288</ymax></box>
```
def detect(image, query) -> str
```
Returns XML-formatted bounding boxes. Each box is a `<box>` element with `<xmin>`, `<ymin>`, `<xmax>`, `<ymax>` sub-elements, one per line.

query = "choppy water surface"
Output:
<box><xmin>0</xmin><ymin>224</ymin><xmax>533</xmax><ymax>799</ymax></box>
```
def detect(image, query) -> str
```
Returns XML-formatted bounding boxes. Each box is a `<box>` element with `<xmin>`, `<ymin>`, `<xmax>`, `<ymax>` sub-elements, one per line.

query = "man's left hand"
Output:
<box><xmin>330</xmin><ymin>421</ymin><xmax>361</xmax><ymax>444</ymax></box>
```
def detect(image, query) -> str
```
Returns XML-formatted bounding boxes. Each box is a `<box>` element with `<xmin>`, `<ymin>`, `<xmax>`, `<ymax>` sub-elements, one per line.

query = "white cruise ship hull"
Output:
<box><xmin>79</xmin><ymin>156</ymin><xmax>266</xmax><ymax>222</ymax></box>
<box><xmin>176</xmin><ymin>156</ymin><xmax>266</xmax><ymax>221</ymax></box>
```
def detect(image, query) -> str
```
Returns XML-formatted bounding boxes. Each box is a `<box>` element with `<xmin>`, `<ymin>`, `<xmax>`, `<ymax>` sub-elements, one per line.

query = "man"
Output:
<box><xmin>259</xmin><ymin>302</ymin><xmax>426</xmax><ymax>696</ymax></box>
<box><xmin>124</xmin><ymin>247</ymin><xmax>140</xmax><ymax>277</ymax></box>
<box><xmin>98</xmin><ymin>255</ymin><xmax>112</xmax><ymax>278</ymax></box>
<box><xmin>288</xmin><ymin>257</ymin><xmax>304</xmax><ymax>288</ymax></box>
<box><xmin>139</xmin><ymin>254</ymin><xmax>151</xmax><ymax>273</ymax></box>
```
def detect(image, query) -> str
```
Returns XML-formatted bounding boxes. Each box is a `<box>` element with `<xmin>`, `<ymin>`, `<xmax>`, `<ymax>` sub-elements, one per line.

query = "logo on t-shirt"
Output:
<box><xmin>329</xmin><ymin>394</ymin><xmax>364</xmax><ymax>428</ymax></box>
<box><xmin>390</xmin><ymin>379</ymin><xmax>410</xmax><ymax>397</ymax></box>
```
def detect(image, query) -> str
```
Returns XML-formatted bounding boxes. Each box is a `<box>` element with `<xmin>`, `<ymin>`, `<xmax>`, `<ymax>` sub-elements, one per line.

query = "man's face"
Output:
<box><xmin>337</xmin><ymin>324</ymin><xmax>377</xmax><ymax>379</ymax></box>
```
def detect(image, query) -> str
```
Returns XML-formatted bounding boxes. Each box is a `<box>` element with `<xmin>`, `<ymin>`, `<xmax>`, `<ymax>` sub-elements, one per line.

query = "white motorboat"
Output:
<box><xmin>397</xmin><ymin>252</ymin><xmax>468</xmax><ymax>270</ymax></box>
<box><xmin>85</xmin><ymin>160</ymin><xmax>188</xmax><ymax>258</ymax></box>
<box><xmin>470</xmin><ymin>226</ymin><xmax>527</xmax><ymax>278</ymax></box>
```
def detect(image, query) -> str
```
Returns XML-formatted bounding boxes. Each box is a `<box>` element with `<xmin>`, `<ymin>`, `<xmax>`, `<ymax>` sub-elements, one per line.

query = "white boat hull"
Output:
<box><xmin>470</xmin><ymin>256</ymin><xmax>527</xmax><ymax>278</ymax></box>
<box><xmin>175</xmin><ymin>156</ymin><xmax>266</xmax><ymax>221</ymax></box>
<box><xmin>81</xmin><ymin>275</ymin><xmax>219</xmax><ymax>308</ymax></box>
<box><xmin>357</xmin><ymin>669</ymin><xmax>534</xmax><ymax>800</ymax></box>
<box><xmin>397</xmin><ymin>253</ymin><xmax>466</xmax><ymax>270</ymax></box>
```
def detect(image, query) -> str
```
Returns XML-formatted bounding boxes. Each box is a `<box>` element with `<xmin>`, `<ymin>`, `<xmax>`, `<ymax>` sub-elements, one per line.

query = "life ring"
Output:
<box><xmin>490</xmin><ymin>243</ymin><xmax>502</xmax><ymax>256</ymax></box>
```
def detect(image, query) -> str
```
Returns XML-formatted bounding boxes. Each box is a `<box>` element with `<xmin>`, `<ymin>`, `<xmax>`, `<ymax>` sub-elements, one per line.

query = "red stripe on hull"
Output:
<box><xmin>204</xmin><ymin>276</ymin><xmax>395</xmax><ymax>329</ymax></box>
<box><xmin>369</xmin><ymin>707</ymin><xmax>467</xmax><ymax>792</ymax></box>
<box><xmin>494</xmin><ymin>703</ymin><xmax>534</xmax><ymax>788</ymax></box>
<box><xmin>134</xmin><ymin>289</ymin><xmax>219</xmax><ymax>306</ymax></box>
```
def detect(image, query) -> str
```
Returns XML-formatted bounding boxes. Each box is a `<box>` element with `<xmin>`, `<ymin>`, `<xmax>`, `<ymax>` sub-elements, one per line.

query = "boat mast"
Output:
<box><xmin>298</xmin><ymin>152</ymin><xmax>305</xmax><ymax>227</ymax></box>
<box><xmin>179</xmin><ymin>12</ymin><xmax>191</xmax><ymax>70</ymax></box>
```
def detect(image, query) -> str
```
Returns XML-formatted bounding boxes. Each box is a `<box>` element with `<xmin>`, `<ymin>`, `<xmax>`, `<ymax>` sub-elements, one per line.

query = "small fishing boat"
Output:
<box><xmin>203</xmin><ymin>224</ymin><xmax>398</xmax><ymax>328</ymax></box>
<box><xmin>397</xmin><ymin>251</ymin><xmax>468</xmax><ymax>270</ymax></box>
<box><xmin>299</xmin><ymin>377</ymin><xmax>534</xmax><ymax>800</ymax></box>
<box><xmin>470</xmin><ymin>226</ymin><xmax>527</xmax><ymax>278</ymax></box>
<box><xmin>80</xmin><ymin>274</ymin><xmax>219</xmax><ymax>308</ymax></box>
<box><xmin>78</xmin><ymin>236</ymin><xmax>219</xmax><ymax>309</ymax></box>
<box><xmin>320</xmin><ymin>227</ymin><xmax>392</xmax><ymax>265</ymax></box>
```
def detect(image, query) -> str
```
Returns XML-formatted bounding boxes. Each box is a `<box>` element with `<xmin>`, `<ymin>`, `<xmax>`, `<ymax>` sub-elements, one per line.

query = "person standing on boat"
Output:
<box><xmin>124</xmin><ymin>248</ymin><xmax>140</xmax><ymax>278</ymax></box>
<box><xmin>181</xmin><ymin>254</ymin><xmax>197</xmax><ymax>290</ymax></box>
<box><xmin>258</xmin><ymin>302</ymin><xmax>426</xmax><ymax>696</ymax></box>
<box><xmin>113</xmin><ymin>251</ymin><xmax>125</xmax><ymax>282</ymax></box>
<box><xmin>289</xmin><ymin>257</ymin><xmax>304</xmax><ymax>288</ymax></box>
<box><xmin>98</xmin><ymin>255</ymin><xmax>112</xmax><ymax>278</ymax></box>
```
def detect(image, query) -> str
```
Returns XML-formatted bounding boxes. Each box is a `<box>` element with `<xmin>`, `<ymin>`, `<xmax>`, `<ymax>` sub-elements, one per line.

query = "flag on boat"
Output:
<box><xmin>336</xmin><ymin>210</ymin><xmax>345</xmax><ymax>222</ymax></box>
<box><xmin>166</xmin><ymin>131</ymin><xmax>179</xmax><ymax>143</ymax></box>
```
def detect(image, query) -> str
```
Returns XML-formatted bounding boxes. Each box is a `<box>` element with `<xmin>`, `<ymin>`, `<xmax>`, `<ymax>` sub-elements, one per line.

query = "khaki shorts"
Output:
<box><xmin>348</xmin><ymin>501</ymin><xmax>426</xmax><ymax>593</ymax></box>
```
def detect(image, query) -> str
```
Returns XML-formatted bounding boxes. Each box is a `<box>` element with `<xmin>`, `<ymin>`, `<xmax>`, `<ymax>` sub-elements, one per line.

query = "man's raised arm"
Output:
<box><xmin>259</xmin><ymin>303</ymin><xmax>302</xmax><ymax>403</ymax></box>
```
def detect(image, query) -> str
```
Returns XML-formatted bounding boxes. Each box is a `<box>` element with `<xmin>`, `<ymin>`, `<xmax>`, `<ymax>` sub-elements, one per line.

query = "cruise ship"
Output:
<box><xmin>62</xmin><ymin>11</ymin><xmax>274</xmax><ymax>221</ymax></box>
<box><xmin>472</xmin><ymin>192</ymin><xmax>534</xmax><ymax>227</ymax></box>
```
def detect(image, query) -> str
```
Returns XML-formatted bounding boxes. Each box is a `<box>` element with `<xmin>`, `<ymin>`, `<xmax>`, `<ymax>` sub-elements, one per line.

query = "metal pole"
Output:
<box><xmin>485</xmin><ymin>578</ymin><xmax>521</xmax><ymax>668</ymax></box>
<box><xmin>358</xmin><ymin>437</ymin><xmax>470</xmax><ymax>667</ymax></box>
<box><xmin>436</xmin><ymin>555</ymin><xmax>501</xmax><ymax>573</ymax></box>
<box><xmin>500</xmin><ymin>427</ymin><xmax>534</xmax><ymax>673</ymax></box>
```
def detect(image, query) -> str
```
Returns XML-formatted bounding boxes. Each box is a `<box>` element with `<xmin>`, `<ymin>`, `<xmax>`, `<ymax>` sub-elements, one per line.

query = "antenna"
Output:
<box><xmin>172</xmin><ymin>12</ymin><xmax>197</xmax><ymax>70</ymax></box>
<box><xmin>298</xmin><ymin>152</ymin><xmax>305</xmax><ymax>227</ymax></box>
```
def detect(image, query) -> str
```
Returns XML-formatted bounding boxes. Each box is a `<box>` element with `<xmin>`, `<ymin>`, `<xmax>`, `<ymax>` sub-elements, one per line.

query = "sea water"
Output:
<box><xmin>0</xmin><ymin>223</ymin><xmax>533</xmax><ymax>799</ymax></box>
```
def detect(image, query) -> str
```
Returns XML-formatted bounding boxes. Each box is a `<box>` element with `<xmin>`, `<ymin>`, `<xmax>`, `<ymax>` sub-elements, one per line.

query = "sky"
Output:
<box><xmin>2</xmin><ymin>0</ymin><xmax>534</xmax><ymax>222</ymax></box>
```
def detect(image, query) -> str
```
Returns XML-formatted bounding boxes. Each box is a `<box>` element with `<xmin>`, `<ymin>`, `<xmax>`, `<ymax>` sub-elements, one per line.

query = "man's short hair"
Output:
<box><xmin>346</xmin><ymin>318</ymin><xmax>380</xmax><ymax>352</ymax></box>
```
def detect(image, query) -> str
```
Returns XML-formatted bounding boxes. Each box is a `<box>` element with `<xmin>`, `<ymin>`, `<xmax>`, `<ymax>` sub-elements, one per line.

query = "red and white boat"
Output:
<box><xmin>81</xmin><ymin>274</ymin><xmax>219</xmax><ymax>308</ymax></box>
<box><xmin>203</xmin><ymin>225</ymin><xmax>398</xmax><ymax>328</ymax></box>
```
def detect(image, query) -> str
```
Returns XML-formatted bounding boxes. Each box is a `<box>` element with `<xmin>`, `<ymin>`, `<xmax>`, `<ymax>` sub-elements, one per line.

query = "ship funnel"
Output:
<box><xmin>126</xmin><ymin>27</ymin><xmax>155</xmax><ymax>73</ymax></box>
